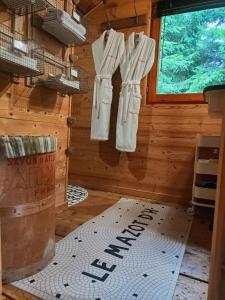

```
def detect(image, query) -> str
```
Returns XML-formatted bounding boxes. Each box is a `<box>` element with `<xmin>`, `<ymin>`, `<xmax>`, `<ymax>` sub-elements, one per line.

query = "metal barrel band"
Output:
<box><xmin>0</xmin><ymin>195</ymin><xmax>55</xmax><ymax>218</ymax></box>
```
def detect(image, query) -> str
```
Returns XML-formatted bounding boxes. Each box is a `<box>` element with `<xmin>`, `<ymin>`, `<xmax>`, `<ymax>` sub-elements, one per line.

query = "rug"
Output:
<box><xmin>13</xmin><ymin>198</ymin><xmax>192</xmax><ymax>300</ymax></box>
<box><xmin>67</xmin><ymin>185</ymin><xmax>88</xmax><ymax>207</ymax></box>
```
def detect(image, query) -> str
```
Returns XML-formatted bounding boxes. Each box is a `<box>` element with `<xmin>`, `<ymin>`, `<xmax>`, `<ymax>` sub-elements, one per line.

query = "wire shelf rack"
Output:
<box><xmin>34</xmin><ymin>4</ymin><xmax>87</xmax><ymax>46</ymax></box>
<box><xmin>1</xmin><ymin>0</ymin><xmax>54</xmax><ymax>15</ymax></box>
<box><xmin>2</xmin><ymin>0</ymin><xmax>88</xmax><ymax>45</ymax></box>
<box><xmin>0</xmin><ymin>24</ymin><xmax>44</xmax><ymax>77</ymax></box>
<box><xmin>33</xmin><ymin>51</ymin><xmax>88</xmax><ymax>95</ymax></box>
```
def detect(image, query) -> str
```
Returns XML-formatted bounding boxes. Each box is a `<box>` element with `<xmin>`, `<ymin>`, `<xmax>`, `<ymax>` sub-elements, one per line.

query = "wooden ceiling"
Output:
<box><xmin>78</xmin><ymin>0</ymin><xmax>151</xmax><ymax>24</ymax></box>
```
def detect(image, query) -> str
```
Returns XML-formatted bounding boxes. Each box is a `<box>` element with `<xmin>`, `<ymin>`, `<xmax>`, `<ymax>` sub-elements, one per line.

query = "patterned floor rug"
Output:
<box><xmin>67</xmin><ymin>185</ymin><xmax>88</xmax><ymax>207</ymax></box>
<box><xmin>13</xmin><ymin>198</ymin><xmax>192</xmax><ymax>300</ymax></box>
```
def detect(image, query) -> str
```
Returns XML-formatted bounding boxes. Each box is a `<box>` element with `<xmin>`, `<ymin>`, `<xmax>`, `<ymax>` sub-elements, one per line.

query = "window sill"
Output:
<box><xmin>147</xmin><ymin>93</ymin><xmax>204</xmax><ymax>104</ymax></box>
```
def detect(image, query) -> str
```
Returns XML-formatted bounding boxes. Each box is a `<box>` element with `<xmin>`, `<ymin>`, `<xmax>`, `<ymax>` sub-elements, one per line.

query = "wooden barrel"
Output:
<box><xmin>0</xmin><ymin>152</ymin><xmax>56</xmax><ymax>283</ymax></box>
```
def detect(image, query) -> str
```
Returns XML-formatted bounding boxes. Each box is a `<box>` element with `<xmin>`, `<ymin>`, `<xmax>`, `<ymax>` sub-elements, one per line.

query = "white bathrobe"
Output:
<box><xmin>116</xmin><ymin>32</ymin><xmax>155</xmax><ymax>152</ymax></box>
<box><xmin>91</xmin><ymin>29</ymin><xmax>125</xmax><ymax>141</ymax></box>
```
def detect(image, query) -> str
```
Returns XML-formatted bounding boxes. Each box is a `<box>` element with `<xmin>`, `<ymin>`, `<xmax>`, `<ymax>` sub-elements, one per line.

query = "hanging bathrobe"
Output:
<box><xmin>116</xmin><ymin>32</ymin><xmax>155</xmax><ymax>152</ymax></box>
<box><xmin>91</xmin><ymin>29</ymin><xmax>125</xmax><ymax>141</ymax></box>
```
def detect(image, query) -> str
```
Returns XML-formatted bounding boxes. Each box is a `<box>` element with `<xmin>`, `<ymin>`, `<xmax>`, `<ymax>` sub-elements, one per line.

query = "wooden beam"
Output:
<box><xmin>101</xmin><ymin>14</ymin><xmax>147</xmax><ymax>31</ymax></box>
<box><xmin>82</xmin><ymin>0</ymin><xmax>150</xmax><ymax>24</ymax></box>
<box><xmin>208</xmin><ymin>113</ymin><xmax>225</xmax><ymax>300</ymax></box>
<box><xmin>83</xmin><ymin>1</ymin><xmax>103</xmax><ymax>18</ymax></box>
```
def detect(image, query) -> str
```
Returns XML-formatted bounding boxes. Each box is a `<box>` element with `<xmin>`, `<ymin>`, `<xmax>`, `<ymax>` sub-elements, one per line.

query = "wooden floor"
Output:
<box><xmin>2</xmin><ymin>189</ymin><xmax>213</xmax><ymax>300</ymax></box>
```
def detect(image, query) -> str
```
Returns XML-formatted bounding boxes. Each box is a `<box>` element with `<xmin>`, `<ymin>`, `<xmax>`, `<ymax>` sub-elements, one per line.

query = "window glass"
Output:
<box><xmin>157</xmin><ymin>7</ymin><xmax>225</xmax><ymax>94</ymax></box>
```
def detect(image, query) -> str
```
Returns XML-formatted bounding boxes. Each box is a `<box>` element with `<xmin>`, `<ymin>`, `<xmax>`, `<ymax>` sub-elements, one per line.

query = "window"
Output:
<box><xmin>148</xmin><ymin>6</ymin><xmax>225</xmax><ymax>103</ymax></box>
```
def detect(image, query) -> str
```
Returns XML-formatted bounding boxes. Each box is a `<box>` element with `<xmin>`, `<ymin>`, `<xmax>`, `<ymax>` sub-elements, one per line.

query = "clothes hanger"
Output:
<box><xmin>133</xmin><ymin>0</ymin><xmax>140</xmax><ymax>47</ymax></box>
<box><xmin>103</xmin><ymin>0</ymin><xmax>112</xmax><ymax>44</ymax></box>
<box><xmin>133</xmin><ymin>0</ymin><xmax>139</xmax><ymax>26</ymax></box>
<box><xmin>104</xmin><ymin>31</ymin><xmax>110</xmax><ymax>43</ymax></box>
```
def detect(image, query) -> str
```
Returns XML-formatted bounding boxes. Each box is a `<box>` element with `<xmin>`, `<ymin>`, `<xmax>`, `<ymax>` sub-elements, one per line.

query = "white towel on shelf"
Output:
<box><xmin>0</xmin><ymin>46</ymin><xmax>38</xmax><ymax>71</ymax></box>
<box><xmin>42</xmin><ymin>8</ymin><xmax>86</xmax><ymax>45</ymax></box>
<box><xmin>58</xmin><ymin>9</ymin><xmax>86</xmax><ymax>36</ymax></box>
<box><xmin>39</xmin><ymin>74</ymin><xmax>80</xmax><ymax>93</ymax></box>
<box><xmin>57</xmin><ymin>75</ymin><xmax>80</xmax><ymax>90</ymax></box>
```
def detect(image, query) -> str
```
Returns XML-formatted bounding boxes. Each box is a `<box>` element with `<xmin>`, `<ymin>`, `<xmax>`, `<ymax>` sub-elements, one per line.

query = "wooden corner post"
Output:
<box><xmin>208</xmin><ymin>112</ymin><xmax>225</xmax><ymax>300</ymax></box>
<box><xmin>0</xmin><ymin>220</ymin><xmax>3</xmax><ymax>300</ymax></box>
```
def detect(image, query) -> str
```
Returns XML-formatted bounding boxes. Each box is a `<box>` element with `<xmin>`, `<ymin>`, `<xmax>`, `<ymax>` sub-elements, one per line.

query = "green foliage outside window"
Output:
<box><xmin>157</xmin><ymin>7</ymin><xmax>225</xmax><ymax>94</ymax></box>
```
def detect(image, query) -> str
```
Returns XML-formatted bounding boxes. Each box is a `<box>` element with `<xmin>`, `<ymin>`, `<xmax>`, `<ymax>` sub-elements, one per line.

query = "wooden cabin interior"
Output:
<box><xmin>0</xmin><ymin>0</ymin><xmax>224</xmax><ymax>299</ymax></box>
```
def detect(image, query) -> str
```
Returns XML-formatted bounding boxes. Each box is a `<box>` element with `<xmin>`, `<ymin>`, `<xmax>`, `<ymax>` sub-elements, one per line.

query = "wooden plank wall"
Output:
<box><xmin>69</xmin><ymin>10</ymin><xmax>221</xmax><ymax>205</ymax></box>
<box><xmin>0</xmin><ymin>1</ymin><xmax>73</xmax><ymax>207</ymax></box>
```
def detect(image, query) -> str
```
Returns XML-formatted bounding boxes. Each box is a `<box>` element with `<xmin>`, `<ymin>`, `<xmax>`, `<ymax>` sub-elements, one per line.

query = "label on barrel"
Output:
<box><xmin>0</xmin><ymin>153</ymin><xmax>56</xmax><ymax>204</ymax></box>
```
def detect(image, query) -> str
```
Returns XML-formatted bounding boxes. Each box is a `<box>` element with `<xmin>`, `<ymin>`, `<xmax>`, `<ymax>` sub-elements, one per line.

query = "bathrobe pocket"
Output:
<box><xmin>102</xmin><ymin>84</ymin><xmax>113</xmax><ymax>104</ymax></box>
<box><xmin>129</xmin><ymin>93</ymin><xmax>141</xmax><ymax>114</ymax></box>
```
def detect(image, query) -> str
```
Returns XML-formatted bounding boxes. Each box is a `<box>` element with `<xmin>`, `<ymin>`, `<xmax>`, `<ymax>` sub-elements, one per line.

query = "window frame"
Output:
<box><xmin>147</xmin><ymin>16</ymin><xmax>204</xmax><ymax>104</ymax></box>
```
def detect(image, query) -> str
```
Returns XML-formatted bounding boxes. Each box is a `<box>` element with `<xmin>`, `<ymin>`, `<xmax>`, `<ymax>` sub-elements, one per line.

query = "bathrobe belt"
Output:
<box><xmin>121</xmin><ymin>80</ymin><xmax>140</xmax><ymax>123</ymax></box>
<box><xmin>93</xmin><ymin>74</ymin><xmax>112</xmax><ymax>119</ymax></box>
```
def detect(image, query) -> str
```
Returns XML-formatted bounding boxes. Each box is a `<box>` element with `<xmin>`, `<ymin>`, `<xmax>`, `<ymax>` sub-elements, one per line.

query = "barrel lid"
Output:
<box><xmin>203</xmin><ymin>84</ymin><xmax>225</xmax><ymax>94</ymax></box>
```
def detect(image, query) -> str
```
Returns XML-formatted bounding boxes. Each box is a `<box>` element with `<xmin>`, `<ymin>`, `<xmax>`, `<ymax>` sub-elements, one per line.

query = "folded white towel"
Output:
<box><xmin>42</xmin><ymin>8</ymin><xmax>86</xmax><ymax>45</ymax></box>
<box><xmin>0</xmin><ymin>135</ymin><xmax>58</xmax><ymax>160</ymax></box>
<box><xmin>0</xmin><ymin>46</ymin><xmax>38</xmax><ymax>71</ymax></box>
<box><xmin>38</xmin><ymin>74</ymin><xmax>80</xmax><ymax>94</ymax></box>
